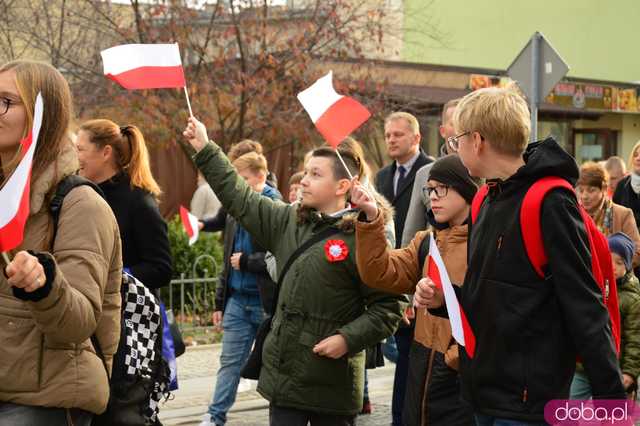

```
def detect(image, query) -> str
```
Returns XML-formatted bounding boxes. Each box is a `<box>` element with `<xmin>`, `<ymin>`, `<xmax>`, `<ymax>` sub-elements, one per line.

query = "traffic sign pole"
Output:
<box><xmin>530</xmin><ymin>32</ymin><xmax>540</xmax><ymax>142</ymax></box>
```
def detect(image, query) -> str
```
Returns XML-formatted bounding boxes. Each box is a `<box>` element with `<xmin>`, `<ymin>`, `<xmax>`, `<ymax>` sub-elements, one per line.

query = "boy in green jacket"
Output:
<box><xmin>184</xmin><ymin>117</ymin><xmax>405</xmax><ymax>425</ymax></box>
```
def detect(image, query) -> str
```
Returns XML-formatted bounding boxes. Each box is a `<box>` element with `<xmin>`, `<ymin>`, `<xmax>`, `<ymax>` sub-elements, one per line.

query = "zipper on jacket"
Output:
<box><xmin>496</xmin><ymin>235</ymin><xmax>503</xmax><ymax>257</ymax></box>
<box><xmin>522</xmin><ymin>387</ymin><xmax>528</xmax><ymax>403</ymax></box>
<box><xmin>604</xmin><ymin>279</ymin><xmax>610</xmax><ymax>302</ymax></box>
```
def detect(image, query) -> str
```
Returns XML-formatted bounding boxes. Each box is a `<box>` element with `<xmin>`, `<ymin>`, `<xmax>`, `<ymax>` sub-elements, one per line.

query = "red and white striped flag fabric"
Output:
<box><xmin>427</xmin><ymin>236</ymin><xmax>476</xmax><ymax>358</ymax></box>
<box><xmin>0</xmin><ymin>93</ymin><xmax>43</xmax><ymax>252</ymax></box>
<box><xmin>101</xmin><ymin>43</ymin><xmax>186</xmax><ymax>90</ymax></box>
<box><xmin>297</xmin><ymin>71</ymin><xmax>371</xmax><ymax>148</ymax></box>
<box><xmin>179</xmin><ymin>206</ymin><xmax>199</xmax><ymax>246</ymax></box>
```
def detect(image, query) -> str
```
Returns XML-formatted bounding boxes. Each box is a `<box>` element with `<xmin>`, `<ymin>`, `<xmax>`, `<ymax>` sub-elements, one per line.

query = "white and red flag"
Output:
<box><xmin>297</xmin><ymin>71</ymin><xmax>371</xmax><ymax>148</ymax></box>
<box><xmin>101</xmin><ymin>43</ymin><xmax>186</xmax><ymax>90</ymax></box>
<box><xmin>0</xmin><ymin>93</ymin><xmax>43</xmax><ymax>252</ymax></box>
<box><xmin>427</xmin><ymin>236</ymin><xmax>476</xmax><ymax>358</ymax></box>
<box><xmin>179</xmin><ymin>206</ymin><xmax>199</xmax><ymax>246</ymax></box>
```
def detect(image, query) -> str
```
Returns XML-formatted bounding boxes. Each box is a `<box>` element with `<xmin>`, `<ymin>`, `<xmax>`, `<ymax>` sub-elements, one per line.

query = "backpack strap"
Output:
<box><xmin>50</xmin><ymin>175</ymin><xmax>104</xmax><ymax>243</ymax></box>
<box><xmin>418</xmin><ymin>233</ymin><xmax>431</xmax><ymax>274</ymax></box>
<box><xmin>520</xmin><ymin>176</ymin><xmax>574</xmax><ymax>277</ymax></box>
<box><xmin>471</xmin><ymin>184</ymin><xmax>489</xmax><ymax>224</ymax></box>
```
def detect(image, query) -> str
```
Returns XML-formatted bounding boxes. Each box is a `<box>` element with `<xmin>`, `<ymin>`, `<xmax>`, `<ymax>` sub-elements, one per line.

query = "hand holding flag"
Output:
<box><xmin>414</xmin><ymin>236</ymin><xmax>476</xmax><ymax>358</ymax></box>
<box><xmin>0</xmin><ymin>93</ymin><xmax>44</xmax><ymax>261</ymax></box>
<box><xmin>180</xmin><ymin>206</ymin><xmax>199</xmax><ymax>246</ymax></box>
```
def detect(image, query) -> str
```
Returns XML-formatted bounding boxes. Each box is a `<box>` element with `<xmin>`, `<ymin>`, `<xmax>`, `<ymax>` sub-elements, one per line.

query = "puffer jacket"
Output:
<box><xmin>0</xmin><ymin>141</ymin><xmax>122</xmax><ymax>414</ymax></box>
<box><xmin>194</xmin><ymin>142</ymin><xmax>405</xmax><ymax>415</ymax></box>
<box><xmin>618</xmin><ymin>272</ymin><xmax>640</xmax><ymax>380</ymax></box>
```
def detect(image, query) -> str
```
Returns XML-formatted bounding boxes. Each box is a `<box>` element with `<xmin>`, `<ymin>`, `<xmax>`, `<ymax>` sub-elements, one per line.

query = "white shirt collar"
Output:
<box><xmin>395</xmin><ymin>151</ymin><xmax>420</xmax><ymax>172</ymax></box>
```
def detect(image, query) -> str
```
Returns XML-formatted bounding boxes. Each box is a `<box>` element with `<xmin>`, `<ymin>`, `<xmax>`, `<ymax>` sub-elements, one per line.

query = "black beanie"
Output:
<box><xmin>428</xmin><ymin>155</ymin><xmax>479</xmax><ymax>204</ymax></box>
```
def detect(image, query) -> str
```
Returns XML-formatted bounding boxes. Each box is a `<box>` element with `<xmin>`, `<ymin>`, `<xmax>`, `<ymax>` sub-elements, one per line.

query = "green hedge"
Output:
<box><xmin>167</xmin><ymin>214</ymin><xmax>224</xmax><ymax>279</ymax></box>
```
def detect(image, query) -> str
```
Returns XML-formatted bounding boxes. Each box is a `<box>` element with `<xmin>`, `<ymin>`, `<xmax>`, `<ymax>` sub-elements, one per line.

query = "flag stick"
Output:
<box><xmin>1</xmin><ymin>252</ymin><xmax>10</xmax><ymax>266</ymax></box>
<box><xmin>184</xmin><ymin>86</ymin><xmax>194</xmax><ymax>117</ymax></box>
<box><xmin>335</xmin><ymin>149</ymin><xmax>354</xmax><ymax>180</ymax></box>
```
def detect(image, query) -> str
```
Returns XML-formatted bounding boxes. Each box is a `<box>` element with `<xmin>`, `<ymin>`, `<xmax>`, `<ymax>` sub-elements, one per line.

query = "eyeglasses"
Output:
<box><xmin>423</xmin><ymin>184</ymin><xmax>450</xmax><ymax>199</ymax></box>
<box><xmin>0</xmin><ymin>97</ymin><xmax>17</xmax><ymax>116</ymax></box>
<box><xmin>447</xmin><ymin>131</ymin><xmax>470</xmax><ymax>152</ymax></box>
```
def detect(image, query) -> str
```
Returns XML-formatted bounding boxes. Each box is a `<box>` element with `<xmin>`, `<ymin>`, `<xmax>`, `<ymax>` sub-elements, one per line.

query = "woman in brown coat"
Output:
<box><xmin>0</xmin><ymin>60</ymin><xmax>122</xmax><ymax>425</ymax></box>
<box><xmin>352</xmin><ymin>155</ymin><xmax>477</xmax><ymax>426</ymax></box>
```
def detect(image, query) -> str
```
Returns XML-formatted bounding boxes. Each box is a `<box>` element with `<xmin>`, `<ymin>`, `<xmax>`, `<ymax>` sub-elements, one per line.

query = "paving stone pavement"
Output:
<box><xmin>159</xmin><ymin>344</ymin><xmax>395</xmax><ymax>426</ymax></box>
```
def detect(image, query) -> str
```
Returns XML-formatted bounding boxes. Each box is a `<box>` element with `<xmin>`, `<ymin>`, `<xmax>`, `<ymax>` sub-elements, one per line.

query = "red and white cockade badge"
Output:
<box><xmin>324</xmin><ymin>239</ymin><xmax>349</xmax><ymax>262</ymax></box>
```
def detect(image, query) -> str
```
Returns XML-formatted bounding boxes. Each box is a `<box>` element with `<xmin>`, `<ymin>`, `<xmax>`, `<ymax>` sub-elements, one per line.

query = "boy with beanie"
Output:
<box><xmin>608</xmin><ymin>232</ymin><xmax>640</xmax><ymax>396</ymax></box>
<box><xmin>414</xmin><ymin>86</ymin><xmax>625</xmax><ymax>425</ymax></box>
<box><xmin>352</xmin><ymin>154</ymin><xmax>477</xmax><ymax>425</ymax></box>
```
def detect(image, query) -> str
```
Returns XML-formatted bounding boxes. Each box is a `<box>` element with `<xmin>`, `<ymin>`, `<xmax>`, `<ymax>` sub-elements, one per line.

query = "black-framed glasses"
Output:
<box><xmin>423</xmin><ymin>184</ymin><xmax>450</xmax><ymax>199</ymax></box>
<box><xmin>447</xmin><ymin>131</ymin><xmax>470</xmax><ymax>152</ymax></box>
<box><xmin>0</xmin><ymin>97</ymin><xmax>16</xmax><ymax>116</ymax></box>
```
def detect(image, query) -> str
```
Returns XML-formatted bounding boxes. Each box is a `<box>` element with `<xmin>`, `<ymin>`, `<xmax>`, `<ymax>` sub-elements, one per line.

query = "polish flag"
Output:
<box><xmin>180</xmin><ymin>206</ymin><xmax>199</xmax><ymax>246</ymax></box>
<box><xmin>0</xmin><ymin>94</ymin><xmax>43</xmax><ymax>252</ymax></box>
<box><xmin>101</xmin><ymin>43</ymin><xmax>186</xmax><ymax>90</ymax></box>
<box><xmin>427</xmin><ymin>237</ymin><xmax>476</xmax><ymax>358</ymax></box>
<box><xmin>297</xmin><ymin>71</ymin><xmax>371</xmax><ymax>148</ymax></box>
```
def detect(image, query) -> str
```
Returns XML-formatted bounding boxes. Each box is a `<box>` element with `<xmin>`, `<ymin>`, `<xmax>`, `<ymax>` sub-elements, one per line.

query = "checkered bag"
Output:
<box><xmin>122</xmin><ymin>274</ymin><xmax>162</xmax><ymax>377</ymax></box>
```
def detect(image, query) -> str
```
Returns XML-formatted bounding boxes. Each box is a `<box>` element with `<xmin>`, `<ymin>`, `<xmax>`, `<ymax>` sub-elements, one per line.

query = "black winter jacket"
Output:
<box><xmin>433</xmin><ymin>138</ymin><xmax>625</xmax><ymax>421</ymax></box>
<box><xmin>98</xmin><ymin>172</ymin><xmax>172</xmax><ymax>289</ymax></box>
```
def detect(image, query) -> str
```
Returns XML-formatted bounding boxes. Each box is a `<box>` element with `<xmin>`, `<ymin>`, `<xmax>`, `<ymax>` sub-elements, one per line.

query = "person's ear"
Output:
<box><xmin>335</xmin><ymin>178</ymin><xmax>351</xmax><ymax>197</ymax></box>
<box><xmin>102</xmin><ymin>145</ymin><xmax>113</xmax><ymax>161</ymax></box>
<box><xmin>472</xmin><ymin>132</ymin><xmax>484</xmax><ymax>155</ymax></box>
<box><xmin>439</xmin><ymin>125</ymin><xmax>446</xmax><ymax>139</ymax></box>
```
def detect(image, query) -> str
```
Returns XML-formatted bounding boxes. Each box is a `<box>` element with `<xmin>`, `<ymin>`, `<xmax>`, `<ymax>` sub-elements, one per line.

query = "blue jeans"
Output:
<box><xmin>0</xmin><ymin>403</ymin><xmax>92</xmax><ymax>426</ymax></box>
<box><xmin>475</xmin><ymin>414</ymin><xmax>547</xmax><ymax>426</ymax></box>
<box><xmin>569</xmin><ymin>370</ymin><xmax>593</xmax><ymax>400</ymax></box>
<box><xmin>208</xmin><ymin>293</ymin><xmax>265</xmax><ymax>425</ymax></box>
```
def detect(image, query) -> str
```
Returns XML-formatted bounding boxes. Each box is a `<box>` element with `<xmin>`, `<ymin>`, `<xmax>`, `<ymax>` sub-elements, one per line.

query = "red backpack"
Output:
<box><xmin>471</xmin><ymin>176</ymin><xmax>621</xmax><ymax>356</ymax></box>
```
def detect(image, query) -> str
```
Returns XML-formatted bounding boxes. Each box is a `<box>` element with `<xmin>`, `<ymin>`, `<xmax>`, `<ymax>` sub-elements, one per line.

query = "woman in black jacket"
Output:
<box><xmin>76</xmin><ymin>119</ymin><xmax>172</xmax><ymax>289</ymax></box>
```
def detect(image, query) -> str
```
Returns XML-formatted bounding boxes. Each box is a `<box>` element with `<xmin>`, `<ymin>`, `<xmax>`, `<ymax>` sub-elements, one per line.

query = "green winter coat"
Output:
<box><xmin>194</xmin><ymin>143</ymin><xmax>405</xmax><ymax>415</ymax></box>
<box><xmin>618</xmin><ymin>272</ymin><xmax>640</xmax><ymax>380</ymax></box>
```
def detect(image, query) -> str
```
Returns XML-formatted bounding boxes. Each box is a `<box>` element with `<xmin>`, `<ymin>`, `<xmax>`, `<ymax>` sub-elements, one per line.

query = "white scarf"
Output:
<box><xmin>631</xmin><ymin>173</ymin><xmax>640</xmax><ymax>195</ymax></box>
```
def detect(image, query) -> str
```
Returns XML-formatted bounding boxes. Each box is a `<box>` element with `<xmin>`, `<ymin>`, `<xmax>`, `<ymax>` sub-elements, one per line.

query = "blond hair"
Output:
<box><xmin>79</xmin><ymin>119</ymin><xmax>161</xmax><ymax>197</ymax></box>
<box><xmin>454</xmin><ymin>86</ymin><xmax>531</xmax><ymax>156</ymax></box>
<box><xmin>232</xmin><ymin>151</ymin><xmax>268</xmax><ymax>175</ymax></box>
<box><xmin>628</xmin><ymin>141</ymin><xmax>640</xmax><ymax>171</ymax></box>
<box><xmin>385</xmin><ymin>112</ymin><xmax>420</xmax><ymax>136</ymax></box>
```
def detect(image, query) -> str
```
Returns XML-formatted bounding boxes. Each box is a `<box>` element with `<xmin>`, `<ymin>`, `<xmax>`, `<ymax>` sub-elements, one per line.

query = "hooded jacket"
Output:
<box><xmin>453</xmin><ymin>138</ymin><xmax>625</xmax><ymax>421</ymax></box>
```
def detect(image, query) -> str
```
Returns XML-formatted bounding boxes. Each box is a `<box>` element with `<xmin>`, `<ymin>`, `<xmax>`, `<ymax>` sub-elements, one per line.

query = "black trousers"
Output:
<box><xmin>269</xmin><ymin>404</ymin><xmax>356</xmax><ymax>426</ymax></box>
<box><xmin>392</xmin><ymin>322</ymin><xmax>414</xmax><ymax>425</ymax></box>
<box><xmin>403</xmin><ymin>341</ymin><xmax>473</xmax><ymax>426</ymax></box>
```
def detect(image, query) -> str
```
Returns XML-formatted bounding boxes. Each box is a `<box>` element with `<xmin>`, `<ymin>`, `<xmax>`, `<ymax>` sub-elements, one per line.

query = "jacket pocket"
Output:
<box><xmin>0</xmin><ymin>315</ymin><xmax>42</xmax><ymax>392</ymax></box>
<box><xmin>294</xmin><ymin>331</ymin><xmax>350</xmax><ymax>387</ymax></box>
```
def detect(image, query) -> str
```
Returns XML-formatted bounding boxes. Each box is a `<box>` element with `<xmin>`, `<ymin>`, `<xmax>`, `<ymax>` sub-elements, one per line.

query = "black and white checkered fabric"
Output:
<box><xmin>122</xmin><ymin>274</ymin><xmax>161</xmax><ymax>377</ymax></box>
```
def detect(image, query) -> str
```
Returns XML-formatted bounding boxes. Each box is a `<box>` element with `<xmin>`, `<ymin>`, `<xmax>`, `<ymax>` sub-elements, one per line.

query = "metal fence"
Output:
<box><xmin>165</xmin><ymin>254</ymin><xmax>220</xmax><ymax>331</ymax></box>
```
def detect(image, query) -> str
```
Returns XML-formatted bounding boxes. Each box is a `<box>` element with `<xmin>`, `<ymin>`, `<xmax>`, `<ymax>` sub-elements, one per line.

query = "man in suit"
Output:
<box><xmin>375</xmin><ymin>111</ymin><xmax>432</xmax><ymax>426</ymax></box>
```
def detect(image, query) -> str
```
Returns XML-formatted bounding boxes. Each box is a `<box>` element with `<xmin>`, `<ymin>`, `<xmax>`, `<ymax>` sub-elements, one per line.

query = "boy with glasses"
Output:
<box><xmin>415</xmin><ymin>86</ymin><xmax>625</xmax><ymax>425</ymax></box>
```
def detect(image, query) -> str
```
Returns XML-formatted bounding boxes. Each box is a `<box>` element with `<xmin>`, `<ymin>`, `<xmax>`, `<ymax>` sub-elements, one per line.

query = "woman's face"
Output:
<box><xmin>76</xmin><ymin>130</ymin><xmax>112</xmax><ymax>183</ymax></box>
<box><xmin>632</xmin><ymin>148</ymin><xmax>640</xmax><ymax>174</ymax></box>
<box><xmin>576</xmin><ymin>184</ymin><xmax>605</xmax><ymax>213</ymax></box>
<box><xmin>0</xmin><ymin>70</ymin><xmax>27</xmax><ymax>155</ymax></box>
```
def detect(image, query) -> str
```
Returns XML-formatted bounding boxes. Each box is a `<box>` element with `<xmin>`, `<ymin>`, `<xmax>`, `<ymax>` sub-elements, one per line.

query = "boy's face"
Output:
<box><xmin>427</xmin><ymin>179</ymin><xmax>469</xmax><ymax>225</ymax></box>
<box><xmin>237</xmin><ymin>168</ymin><xmax>266</xmax><ymax>192</ymax></box>
<box><xmin>288</xmin><ymin>183</ymin><xmax>302</xmax><ymax>203</ymax></box>
<box><xmin>611</xmin><ymin>252</ymin><xmax>627</xmax><ymax>280</ymax></box>
<box><xmin>300</xmin><ymin>156</ymin><xmax>347</xmax><ymax>210</ymax></box>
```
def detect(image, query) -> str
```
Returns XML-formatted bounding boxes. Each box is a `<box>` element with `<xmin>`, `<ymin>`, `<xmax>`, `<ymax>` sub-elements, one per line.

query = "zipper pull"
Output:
<box><xmin>497</xmin><ymin>236</ymin><xmax>503</xmax><ymax>251</ymax></box>
<box><xmin>604</xmin><ymin>279</ymin><xmax>609</xmax><ymax>302</ymax></box>
<box><xmin>522</xmin><ymin>387</ymin><xmax>528</xmax><ymax>403</ymax></box>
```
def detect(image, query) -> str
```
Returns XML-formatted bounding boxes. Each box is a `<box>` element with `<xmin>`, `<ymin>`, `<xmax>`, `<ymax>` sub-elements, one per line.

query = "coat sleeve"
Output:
<box><xmin>541</xmin><ymin>190</ymin><xmax>625</xmax><ymax>398</ymax></box>
<box><xmin>621</xmin><ymin>292</ymin><xmax>640</xmax><ymax>380</ymax></box>
<box><xmin>240</xmin><ymin>252</ymin><xmax>268</xmax><ymax>274</ymax></box>
<box><xmin>202</xmin><ymin>208</ymin><xmax>227</xmax><ymax>233</ymax></box>
<box><xmin>194</xmin><ymin>143</ymin><xmax>291</xmax><ymax>253</ymax></box>
<box><xmin>401</xmin><ymin>165</ymin><xmax>431</xmax><ymax>247</ymax></box>
<box><xmin>28</xmin><ymin>187</ymin><xmax>121</xmax><ymax>344</ymax></box>
<box><xmin>337</xmin><ymin>284</ymin><xmax>406</xmax><ymax>355</ymax></box>
<box><xmin>355</xmin><ymin>212</ymin><xmax>425</xmax><ymax>295</ymax></box>
<box><xmin>618</xmin><ymin>207</ymin><xmax>640</xmax><ymax>268</ymax></box>
<box><xmin>128</xmin><ymin>192</ymin><xmax>173</xmax><ymax>289</ymax></box>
